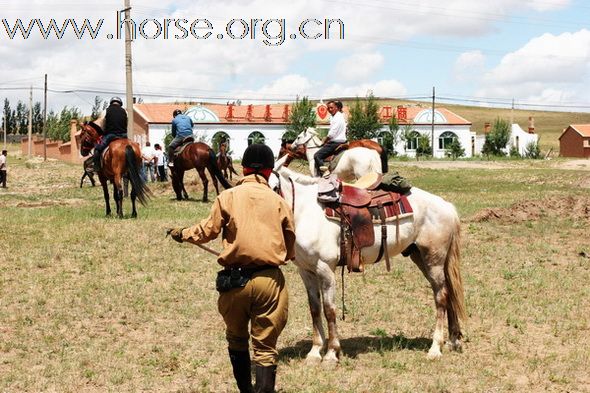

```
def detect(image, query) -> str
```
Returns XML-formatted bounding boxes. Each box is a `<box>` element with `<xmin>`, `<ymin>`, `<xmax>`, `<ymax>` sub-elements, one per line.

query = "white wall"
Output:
<box><xmin>147</xmin><ymin>123</ymin><xmax>290</xmax><ymax>159</ymax></box>
<box><xmin>385</xmin><ymin>124</ymin><xmax>474</xmax><ymax>158</ymax></box>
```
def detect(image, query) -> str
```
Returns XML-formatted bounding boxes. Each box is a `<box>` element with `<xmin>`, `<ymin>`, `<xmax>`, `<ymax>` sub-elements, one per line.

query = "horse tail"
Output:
<box><xmin>125</xmin><ymin>145</ymin><xmax>151</xmax><ymax>205</ymax></box>
<box><xmin>379</xmin><ymin>145</ymin><xmax>389</xmax><ymax>173</ymax></box>
<box><xmin>208</xmin><ymin>149</ymin><xmax>233</xmax><ymax>189</ymax></box>
<box><xmin>444</xmin><ymin>215</ymin><xmax>467</xmax><ymax>323</ymax></box>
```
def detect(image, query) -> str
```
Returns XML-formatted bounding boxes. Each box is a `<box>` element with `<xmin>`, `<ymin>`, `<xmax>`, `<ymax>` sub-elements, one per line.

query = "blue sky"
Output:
<box><xmin>1</xmin><ymin>0</ymin><xmax>589</xmax><ymax>114</ymax></box>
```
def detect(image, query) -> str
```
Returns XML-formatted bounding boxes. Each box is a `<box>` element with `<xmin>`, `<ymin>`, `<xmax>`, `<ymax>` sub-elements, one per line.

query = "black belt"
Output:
<box><xmin>224</xmin><ymin>265</ymin><xmax>278</xmax><ymax>275</ymax></box>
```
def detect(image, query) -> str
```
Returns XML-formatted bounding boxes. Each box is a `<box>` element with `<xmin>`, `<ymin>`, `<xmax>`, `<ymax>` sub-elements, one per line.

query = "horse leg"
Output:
<box><xmin>317</xmin><ymin>262</ymin><xmax>341</xmax><ymax>363</ymax></box>
<box><xmin>408</xmin><ymin>246</ymin><xmax>448</xmax><ymax>359</ymax></box>
<box><xmin>298</xmin><ymin>268</ymin><xmax>326</xmax><ymax>364</ymax></box>
<box><xmin>99</xmin><ymin>176</ymin><xmax>111</xmax><ymax>216</ymax></box>
<box><xmin>179</xmin><ymin>171</ymin><xmax>189</xmax><ymax>200</ymax></box>
<box><xmin>113</xmin><ymin>175</ymin><xmax>124</xmax><ymax>218</ymax></box>
<box><xmin>196</xmin><ymin>168</ymin><xmax>209</xmax><ymax>202</ymax></box>
<box><xmin>130</xmin><ymin>185</ymin><xmax>137</xmax><ymax>218</ymax></box>
<box><xmin>206</xmin><ymin>166</ymin><xmax>221</xmax><ymax>196</ymax></box>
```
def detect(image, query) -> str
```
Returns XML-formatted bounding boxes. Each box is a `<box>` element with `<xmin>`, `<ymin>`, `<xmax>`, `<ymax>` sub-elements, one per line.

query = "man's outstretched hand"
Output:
<box><xmin>166</xmin><ymin>228</ymin><xmax>185</xmax><ymax>243</ymax></box>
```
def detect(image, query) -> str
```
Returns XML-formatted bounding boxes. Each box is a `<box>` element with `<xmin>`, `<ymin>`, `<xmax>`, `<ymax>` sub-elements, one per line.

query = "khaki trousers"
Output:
<box><xmin>218</xmin><ymin>267</ymin><xmax>288</xmax><ymax>367</ymax></box>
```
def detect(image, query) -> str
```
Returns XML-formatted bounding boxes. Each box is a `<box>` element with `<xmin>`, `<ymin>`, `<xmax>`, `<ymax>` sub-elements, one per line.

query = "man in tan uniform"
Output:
<box><xmin>168</xmin><ymin>144</ymin><xmax>295</xmax><ymax>393</ymax></box>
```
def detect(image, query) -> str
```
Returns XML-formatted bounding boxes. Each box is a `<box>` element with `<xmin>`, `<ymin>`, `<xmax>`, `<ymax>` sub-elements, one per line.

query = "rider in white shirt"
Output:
<box><xmin>313</xmin><ymin>100</ymin><xmax>347</xmax><ymax>176</ymax></box>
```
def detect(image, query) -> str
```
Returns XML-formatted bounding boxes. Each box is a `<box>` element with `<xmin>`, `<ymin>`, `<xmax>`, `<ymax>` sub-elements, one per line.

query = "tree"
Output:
<box><xmin>416</xmin><ymin>134</ymin><xmax>432</xmax><ymax>159</ymax></box>
<box><xmin>524</xmin><ymin>140</ymin><xmax>541</xmax><ymax>159</ymax></box>
<box><xmin>482</xmin><ymin>117</ymin><xmax>510</xmax><ymax>157</ymax></box>
<box><xmin>47</xmin><ymin>106</ymin><xmax>82</xmax><ymax>141</ymax></box>
<box><xmin>347</xmin><ymin>92</ymin><xmax>382</xmax><ymax>140</ymax></box>
<box><xmin>400</xmin><ymin>124</ymin><xmax>415</xmax><ymax>154</ymax></box>
<box><xmin>15</xmin><ymin>101</ymin><xmax>27</xmax><ymax>135</ymax></box>
<box><xmin>285</xmin><ymin>96</ymin><xmax>315</xmax><ymax>141</ymax></box>
<box><xmin>32</xmin><ymin>102</ymin><xmax>43</xmax><ymax>134</ymax></box>
<box><xmin>386</xmin><ymin>114</ymin><xmax>400</xmax><ymax>155</ymax></box>
<box><xmin>2</xmin><ymin>99</ymin><xmax>13</xmax><ymax>134</ymax></box>
<box><xmin>446</xmin><ymin>139</ymin><xmax>465</xmax><ymax>160</ymax></box>
<box><xmin>91</xmin><ymin>96</ymin><xmax>107</xmax><ymax>120</ymax></box>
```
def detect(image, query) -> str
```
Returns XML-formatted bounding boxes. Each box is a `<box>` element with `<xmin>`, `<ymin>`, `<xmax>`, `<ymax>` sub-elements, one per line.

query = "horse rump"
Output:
<box><xmin>207</xmin><ymin>149</ymin><xmax>233</xmax><ymax>189</ymax></box>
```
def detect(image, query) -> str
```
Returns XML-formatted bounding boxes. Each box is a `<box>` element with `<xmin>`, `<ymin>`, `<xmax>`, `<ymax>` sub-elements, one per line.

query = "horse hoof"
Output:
<box><xmin>446</xmin><ymin>340</ymin><xmax>463</xmax><ymax>353</ymax></box>
<box><xmin>427</xmin><ymin>349</ymin><xmax>443</xmax><ymax>360</ymax></box>
<box><xmin>321</xmin><ymin>358</ymin><xmax>339</xmax><ymax>368</ymax></box>
<box><xmin>304</xmin><ymin>355</ymin><xmax>322</xmax><ymax>366</ymax></box>
<box><xmin>131</xmin><ymin>213</ymin><xmax>137</xmax><ymax>218</ymax></box>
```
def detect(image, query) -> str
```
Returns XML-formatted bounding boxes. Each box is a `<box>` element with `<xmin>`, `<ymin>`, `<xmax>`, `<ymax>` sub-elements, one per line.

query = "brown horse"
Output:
<box><xmin>279</xmin><ymin>138</ymin><xmax>389</xmax><ymax>173</ymax></box>
<box><xmin>169</xmin><ymin>141</ymin><xmax>232</xmax><ymax>202</ymax></box>
<box><xmin>216</xmin><ymin>142</ymin><xmax>239</xmax><ymax>180</ymax></box>
<box><xmin>79</xmin><ymin>122</ymin><xmax>150</xmax><ymax>218</ymax></box>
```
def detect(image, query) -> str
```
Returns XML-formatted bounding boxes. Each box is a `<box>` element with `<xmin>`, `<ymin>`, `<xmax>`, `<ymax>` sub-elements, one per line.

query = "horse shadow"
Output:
<box><xmin>278</xmin><ymin>334</ymin><xmax>431</xmax><ymax>361</ymax></box>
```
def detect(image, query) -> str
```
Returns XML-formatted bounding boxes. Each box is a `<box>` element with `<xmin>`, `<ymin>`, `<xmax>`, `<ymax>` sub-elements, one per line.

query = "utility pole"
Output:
<box><xmin>3</xmin><ymin>115</ymin><xmax>6</xmax><ymax>150</ymax></box>
<box><xmin>43</xmin><ymin>74</ymin><xmax>48</xmax><ymax>161</ymax></box>
<box><xmin>124</xmin><ymin>0</ymin><xmax>134</xmax><ymax>141</ymax></box>
<box><xmin>431</xmin><ymin>86</ymin><xmax>435</xmax><ymax>158</ymax></box>
<box><xmin>510</xmin><ymin>98</ymin><xmax>514</xmax><ymax>125</ymax></box>
<box><xmin>28</xmin><ymin>85</ymin><xmax>33</xmax><ymax>157</ymax></box>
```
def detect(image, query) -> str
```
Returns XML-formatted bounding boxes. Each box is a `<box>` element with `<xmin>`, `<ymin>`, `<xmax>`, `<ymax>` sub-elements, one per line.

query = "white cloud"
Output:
<box><xmin>323</xmin><ymin>80</ymin><xmax>407</xmax><ymax>99</ymax></box>
<box><xmin>335</xmin><ymin>52</ymin><xmax>384</xmax><ymax>82</ymax></box>
<box><xmin>453</xmin><ymin>50</ymin><xmax>486</xmax><ymax>81</ymax></box>
<box><xmin>476</xmin><ymin>29</ymin><xmax>590</xmax><ymax>107</ymax></box>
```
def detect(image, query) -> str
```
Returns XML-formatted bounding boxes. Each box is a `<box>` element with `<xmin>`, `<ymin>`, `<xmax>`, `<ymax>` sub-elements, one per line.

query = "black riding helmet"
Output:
<box><xmin>241</xmin><ymin>144</ymin><xmax>274</xmax><ymax>170</ymax></box>
<box><xmin>110</xmin><ymin>96</ymin><xmax>123</xmax><ymax>106</ymax></box>
<box><xmin>173</xmin><ymin>109</ymin><xmax>182</xmax><ymax>117</ymax></box>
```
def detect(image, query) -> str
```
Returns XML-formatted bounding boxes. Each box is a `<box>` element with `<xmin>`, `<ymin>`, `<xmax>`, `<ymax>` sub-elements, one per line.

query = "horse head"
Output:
<box><xmin>79</xmin><ymin>121</ymin><xmax>102</xmax><ymax>157</ymax></box>
<box><xmin>292</xmin><ymin>127</ymin><xmax>320</xmax><ymax>150</ymax></box>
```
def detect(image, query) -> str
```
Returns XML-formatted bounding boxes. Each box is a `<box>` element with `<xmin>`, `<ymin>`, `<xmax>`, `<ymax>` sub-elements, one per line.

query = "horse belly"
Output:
<box><xmin>360</xmin><ymin>220</ymin><xmax>415</xmax><ymax>265</ymax></box>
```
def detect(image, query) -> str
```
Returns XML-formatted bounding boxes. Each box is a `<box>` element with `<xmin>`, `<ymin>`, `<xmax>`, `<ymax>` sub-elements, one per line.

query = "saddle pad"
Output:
<box><xmin>327</xmin><ymin>150</ymin><xmax>345</xmax><ymax>171</ymax></box>
<box><xmin>175</xmin><ymin>141</ymin><xmax>193</xmax><ymax>156</ymax></box>
<box><xmin>324</xmin><ymin>194</ymin><xmax>414</xmax><ymax>223</ymax></box>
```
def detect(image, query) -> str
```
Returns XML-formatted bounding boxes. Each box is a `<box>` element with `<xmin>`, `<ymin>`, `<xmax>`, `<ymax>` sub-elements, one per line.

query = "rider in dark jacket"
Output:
<box><xmin>93</xmin><ymin>97</ymin><xmax>128</xmax><ymax>170</ymax></box>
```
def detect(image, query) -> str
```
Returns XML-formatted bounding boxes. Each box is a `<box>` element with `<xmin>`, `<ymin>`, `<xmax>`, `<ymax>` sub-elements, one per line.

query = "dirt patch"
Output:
<box><xmin>1</xmin><ymin>198</ymin><xmax>87</xmax><ymax>209</ymax></box>
<box><xmin>469</xmin><ymin>196</ymin><xmax>590</xmax><ymax>223</ymax></box>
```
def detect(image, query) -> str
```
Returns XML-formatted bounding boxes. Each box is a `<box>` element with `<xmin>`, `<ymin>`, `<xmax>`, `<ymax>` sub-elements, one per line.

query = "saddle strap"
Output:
<box><xmin>377</xmin><ymin>203</ymin><xmax>391</xmax><ymax>272</ymax></box>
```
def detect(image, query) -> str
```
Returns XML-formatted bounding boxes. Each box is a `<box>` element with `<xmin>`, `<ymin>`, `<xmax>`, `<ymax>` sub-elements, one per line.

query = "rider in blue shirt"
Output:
<box><xmin>167</xmin><ymin>109</ymin><xmax>194</xmax><ymax>166</ymax></box>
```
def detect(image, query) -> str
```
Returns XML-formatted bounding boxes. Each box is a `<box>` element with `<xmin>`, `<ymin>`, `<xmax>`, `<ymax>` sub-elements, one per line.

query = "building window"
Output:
<box><xmin>438</xmin><ymin>131</ymin><xmax>458</xmax><ymax>150</ymax></box>
<box><xmin>212</xmin><ymin>131</ymin><xmax>230</xmax><ymax>153</ymax></box>
<box><xmin>248</xmin><ymin>131</ymin><xmax>265</xmax><ymax>145</ymax></box>
<box><xmin>406</xmin><ymin>131</ymin><xmax>420</xmax><ymax>150</ymax></box>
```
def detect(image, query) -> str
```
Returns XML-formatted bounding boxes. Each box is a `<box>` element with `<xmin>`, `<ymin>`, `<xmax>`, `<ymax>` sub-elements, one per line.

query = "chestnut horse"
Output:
<box><xmin>169</xmin><ymin>142</ymin><xmax>232</xmax><ymax>202</ymax></box>
<box><xmin>216</xmin><ymin>141</ymin><xmax>239</xmax><ymax>180</ymax></box>
<box><xmin>79</xmin><ymin>121</ymin><xmax>150</xmax><ymax>218</ymax></box>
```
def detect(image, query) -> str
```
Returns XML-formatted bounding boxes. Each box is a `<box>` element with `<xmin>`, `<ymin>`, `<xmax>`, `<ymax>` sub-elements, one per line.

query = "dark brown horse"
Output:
<box><xmin>279</xmin><ymin>138</ymin><xmax>389</xmax><ymax>173</ymax></box>
<box><xmin>79</xmin><ymin>121</ymin><xmax>150</xmax><ymax>218</ymax></box>
<box><xmin>216</xmin><ymin>142</ymin><xmax>239</xmax><ymax>180</ymax></box>
<box><xmin>169</xmin><ymin>141</ymin><xmax>232</xmax><ymax>202</ymax></box>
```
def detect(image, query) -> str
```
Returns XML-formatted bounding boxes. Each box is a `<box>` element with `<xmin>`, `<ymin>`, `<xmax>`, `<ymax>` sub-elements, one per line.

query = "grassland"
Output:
<box><xmin>0</xmin><ymin>147</ymin><xmax>589</xmax><ymax>392</ymax></box>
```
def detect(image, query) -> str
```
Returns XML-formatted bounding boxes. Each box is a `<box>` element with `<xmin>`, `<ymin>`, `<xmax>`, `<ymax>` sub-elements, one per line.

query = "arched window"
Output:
<box><xmin>438</xmin><ymin>131</ymin><xmax>458</xmax><ymax>150</ymax></box>
<box><xmin>248</xmin><ymin>131</ymin><xmax>265</xmax><ymax>145</ymax></box>
<box><xmin>406</xmin><ymin>131</ymin><xmax>420</xmax><ymax>150</ymax></box>
<box><xmin>212</xmin><ymin>131</ymin><xmax>231</xmax><ymax>153</ymax></box>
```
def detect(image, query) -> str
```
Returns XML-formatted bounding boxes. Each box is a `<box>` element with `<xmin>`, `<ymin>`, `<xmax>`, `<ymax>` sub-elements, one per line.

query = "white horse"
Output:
<box><xmin>290</xmin><ymin>127</ymin><xmax>382</xmax><ymax>181</ymax></box>
<box><xmin>271</xmin><ymin>158</ymin><xmax>466</xmax><ymax>363</ymax></box>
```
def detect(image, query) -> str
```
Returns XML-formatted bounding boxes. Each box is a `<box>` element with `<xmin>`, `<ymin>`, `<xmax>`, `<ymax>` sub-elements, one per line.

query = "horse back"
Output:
<box><xmin>177</xmin><ymin>142</ymin><xmax>212</xmax><ymax>170</ymax></box>
<box><xmin>101</xmin><ymin>139</ymin><xmax>140</xmax><ymax>178</ymax></box>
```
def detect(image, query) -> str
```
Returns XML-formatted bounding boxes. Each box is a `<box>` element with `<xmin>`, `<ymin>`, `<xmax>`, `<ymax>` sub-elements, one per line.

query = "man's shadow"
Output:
<box><xmin>279</xmin><ymin>334</ymin><xmax>431</xmax><ymax>361</ymax></box>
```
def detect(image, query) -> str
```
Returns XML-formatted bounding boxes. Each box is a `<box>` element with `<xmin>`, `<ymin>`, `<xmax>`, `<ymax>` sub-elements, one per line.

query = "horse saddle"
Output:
<box><xmin>322</xmin><ymin>172</ymin><xmax>414</xmax><ymax>273</ymax></box>
<box><xmin>173</xmin><ymin>136</ymin><xmax>195</xmax><ymax>156</ymax></box>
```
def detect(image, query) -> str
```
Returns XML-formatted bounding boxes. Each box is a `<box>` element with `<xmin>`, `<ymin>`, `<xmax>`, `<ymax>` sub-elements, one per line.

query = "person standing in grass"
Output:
<box><xmin>167</xmin><ymin>144</ymin><xmax>295</xmax><ymax>393</ymax></box>
<box><xmin>0</xmin><ymin>150</ymin><xmax>7</xmax><ymax>188</ymax></box>
<box><xmin>153</xmin><ymin>143</ymin><xmax>167</xmax><ymax>181</ymax></box>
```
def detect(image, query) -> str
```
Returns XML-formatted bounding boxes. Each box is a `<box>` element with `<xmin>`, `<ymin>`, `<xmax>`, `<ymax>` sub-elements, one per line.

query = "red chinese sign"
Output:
<box><xmin>397</xmin><ymin>106</ymin><xmax>407</xmax><ymax>121</ymax></box>
<box><xmin>317</xmin><ymin>104</ymin><xmax>328</xmax><ymax>120</ymax></box>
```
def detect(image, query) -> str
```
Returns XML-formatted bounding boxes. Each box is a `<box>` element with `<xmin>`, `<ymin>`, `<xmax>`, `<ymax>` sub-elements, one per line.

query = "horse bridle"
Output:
<box><xmin>293</xmin><ymin>132</ymin><xmax>322</xmax><ymax>150</ymax></box>
<box><xmin>79</xmin><ymin>124</ymin><xmax>97</xmax><ymax>156</ymax></box>
<box><xmin>272</xmin><ymin>170</ymin><xmax>295</xmax><ymax>212</ymax></box>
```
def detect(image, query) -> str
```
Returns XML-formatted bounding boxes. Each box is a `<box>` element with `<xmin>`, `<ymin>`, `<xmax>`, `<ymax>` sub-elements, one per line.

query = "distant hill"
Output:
<box><xmin>337</xmin><ymin>98</ymin><xmax>590</xmax><ymax>152</ymax></box>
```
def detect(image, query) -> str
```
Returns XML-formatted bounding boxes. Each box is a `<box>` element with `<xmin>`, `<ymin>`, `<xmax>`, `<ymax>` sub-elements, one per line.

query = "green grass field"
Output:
<box><xmin>1</xmin><ymin>148</ymin><xmax>589</xmax><ymax>392</ymax></box>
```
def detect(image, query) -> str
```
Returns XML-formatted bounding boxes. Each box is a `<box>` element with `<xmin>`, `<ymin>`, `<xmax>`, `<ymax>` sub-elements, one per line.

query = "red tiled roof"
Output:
<box><xmin>569</xmin><ymin>124</ymin><xmax>590</xmax><ymax>137</ymax></box>
<box><xmin>133</xmin><ymin>103</ymin><xmax>471</xmax><ymax>126</ymax></box>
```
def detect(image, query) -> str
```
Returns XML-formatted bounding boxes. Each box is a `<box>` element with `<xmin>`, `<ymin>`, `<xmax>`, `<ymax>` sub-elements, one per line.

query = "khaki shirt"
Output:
<box><xmin>181</xmin><ymin>174</ymin><xmax>296</xmax><ymax>267</ymax></box>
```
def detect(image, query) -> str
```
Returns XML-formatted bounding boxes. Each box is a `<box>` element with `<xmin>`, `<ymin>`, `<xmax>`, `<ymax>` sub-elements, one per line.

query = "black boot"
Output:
<box><xmin>255</xmin><ymin>365</ymin><xmax>276</xmax><ymax>393</ymax></box>
<box><xmin>229</xmin><ymin>350</ymin><xmax>253</xmax><ymax>393</ymax></box>
<box><xmin>93</xmin><ymin>152</ymin><xmax>101</xmax><ymax>172</ymax></box>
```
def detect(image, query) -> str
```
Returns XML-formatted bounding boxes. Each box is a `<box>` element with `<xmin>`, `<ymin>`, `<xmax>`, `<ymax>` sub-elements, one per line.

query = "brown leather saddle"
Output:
<box><xmin>323</xmin><ymin>173</ymin><xmax>413</xmax><ymax>273</ymax></box>
<box><xmin>173</xmin><ymin>136</ymin><xmax>195</xmax><ymax>157</ymax></box>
